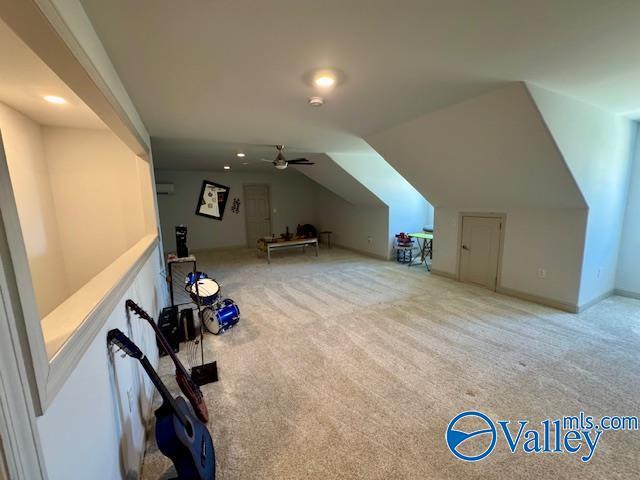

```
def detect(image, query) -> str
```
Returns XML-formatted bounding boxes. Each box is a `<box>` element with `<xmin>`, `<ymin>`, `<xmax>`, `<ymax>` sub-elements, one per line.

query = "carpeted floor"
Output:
<box><xmin>141</xmin><ymin>247</ymin><xmax>640</xmax><ymax>479</ymax></box>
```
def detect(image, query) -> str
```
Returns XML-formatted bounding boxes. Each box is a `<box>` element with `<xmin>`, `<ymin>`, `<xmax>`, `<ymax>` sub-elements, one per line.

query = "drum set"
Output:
<box><xmin>185</xmin><ymin>271</ymin><xmax>240</xmax><ymax>335</ymax></box>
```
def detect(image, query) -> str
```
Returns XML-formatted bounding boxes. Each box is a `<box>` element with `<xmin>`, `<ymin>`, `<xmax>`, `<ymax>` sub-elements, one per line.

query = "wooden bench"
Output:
<box><xmin>260</xmin><ymin>238</ymin><xmax>319</xmax><ymax>263</ymax></box>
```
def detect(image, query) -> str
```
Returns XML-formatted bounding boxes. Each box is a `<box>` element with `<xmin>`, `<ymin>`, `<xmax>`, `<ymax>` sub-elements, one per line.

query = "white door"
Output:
<box><xmin>244</xmin><ymin>185</ymin><xmax>272</xmax><ymax>247</ymax></box>
<box><xmin>459</xmin><ymin>216</ymin><xmax>502</xmax><ymax>290</ymax></box>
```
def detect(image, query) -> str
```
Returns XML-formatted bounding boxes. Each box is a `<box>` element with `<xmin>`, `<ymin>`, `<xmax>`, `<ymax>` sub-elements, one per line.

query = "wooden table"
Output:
<box><xmin>261</xmin><ymin>238</ymin><xmax>319</xmax><ymax>263</ymax></box>
<box><xmin>408</xmin><ymin>232</ymin><xmax>433</xmax><ymax>270</ymax></box>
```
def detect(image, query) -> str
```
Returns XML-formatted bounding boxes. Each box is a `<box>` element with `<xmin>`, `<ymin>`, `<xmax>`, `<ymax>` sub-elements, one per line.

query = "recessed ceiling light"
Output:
<box><xmin>43</xmin><ymin>95</ymin><xmax>66</xmax><ymax>104</ymax></box>
<box><xmin>237</xmin><ymin>152</ymin><xmax>245</xmax><ymax>157</ymax></box>
<box><xmin>224</xmin><ymin>165</ymin><xmax>231</xmax><ymax>170</ymax></box>
<box><xmin>308</xmin><ymin>96</ymin><xmax>324</xmax><ymax>107</ymax></box>
<box><xmin>313</xmin><ymin>74</ymin><xmax>335</xmax><ymax>88</ymax></box>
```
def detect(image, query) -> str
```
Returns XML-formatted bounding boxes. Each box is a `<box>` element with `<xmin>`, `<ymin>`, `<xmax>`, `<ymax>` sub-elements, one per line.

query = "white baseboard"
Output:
<box><xmin>576</xmin><ymin>290</ymin><xmax>614</xmax><ymax>313</ymax></box>
<box><xmin>495</xmin><ymin>286</ymin><xmax>578</xmax><ymax>313</ymax></box>
<box><xmin>614</xmin><ymin>289</ymin><xmax>640</xmax><ymax>300</ymax></box>
<box><xmin>430</xmin><ymin>268</ymin><xmax>457</xmax><ymax>280</ymax></box>
<box><xmin>333</xmin><ymin>243</ymin><xmax>390</xmax><ymax>261</ymax></box>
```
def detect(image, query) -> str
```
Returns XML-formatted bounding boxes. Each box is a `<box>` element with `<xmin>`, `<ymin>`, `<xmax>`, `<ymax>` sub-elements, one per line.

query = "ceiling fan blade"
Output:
<box><xmin>259</xmin><ymin>158</ymin><xmax>274</xmax><ymax>163</ymax></box>
<box><xmin>288</xmin><ymin>161</ymin><xmax>315</xmax><ymax>166</ymax></box>
<box><xmin>286</xmin><ymin>158</ymin><xmax>312</xmax><ymax>164</ymax></box>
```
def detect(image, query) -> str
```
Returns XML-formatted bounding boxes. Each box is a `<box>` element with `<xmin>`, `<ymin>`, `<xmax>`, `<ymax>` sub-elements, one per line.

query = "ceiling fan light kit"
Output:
<box><xmin>259</xmin><ymin>145</ymin><xmax>315</xmax><ymax>170</ymax></box>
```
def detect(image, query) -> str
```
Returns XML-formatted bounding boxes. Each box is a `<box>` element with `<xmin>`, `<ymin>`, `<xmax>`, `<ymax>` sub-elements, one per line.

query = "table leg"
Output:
<box><xmin>409</xmin><ymin>238</ymin><xmax>422</xmax><ymax>267</ymax></box>
<box><xmin>315</xmin><ymin>240</ymin><xmax>319</xmax><ymax>257</ymax></box>
<box><xmin>267</xmin><ymin>246</ymin><xmax>271</xmax><ymax>264</ymax></box>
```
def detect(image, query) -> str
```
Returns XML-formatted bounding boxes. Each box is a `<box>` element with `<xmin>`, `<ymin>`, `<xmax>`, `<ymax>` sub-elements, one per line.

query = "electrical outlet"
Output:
<box><xmin>537</xmin><ymin>268</ymin><xmax>546</xmax><ymax>279</ymax></box>
<box><xmin>127</xmin><ymin>388</ymin><xmax>134</xmax><ymax>413</ymax></box>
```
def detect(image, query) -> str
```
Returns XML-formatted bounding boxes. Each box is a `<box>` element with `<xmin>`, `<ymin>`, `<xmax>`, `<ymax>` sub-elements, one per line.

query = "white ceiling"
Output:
<box><xmin>0</xmin><ymin>18</ymin><xmax>104</xmax><ymax>129</ymax></box>
<box><xmin>80</xmin><ymin>0</ymin><xmax>640</xmax><ymax>170</ymax></box>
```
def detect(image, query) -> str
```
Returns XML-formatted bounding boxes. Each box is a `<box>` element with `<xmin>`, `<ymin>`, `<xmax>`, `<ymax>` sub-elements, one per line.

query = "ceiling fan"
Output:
<box><xmin>260</xmin><ymin>145</ymin><xmax>315</xmax><ymax>170</ymax></box>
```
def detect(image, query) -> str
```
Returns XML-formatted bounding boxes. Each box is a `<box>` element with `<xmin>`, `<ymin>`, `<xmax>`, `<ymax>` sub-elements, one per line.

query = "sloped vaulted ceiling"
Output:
<box><xmin>366</xmin><ymin>82</ymin><xmax>587</xmax><ymax>210</ymax></box>
<box><xmin>294</xmin><ymin>153</ymin><xmax>383</xmax><ymax>206</ymax></box>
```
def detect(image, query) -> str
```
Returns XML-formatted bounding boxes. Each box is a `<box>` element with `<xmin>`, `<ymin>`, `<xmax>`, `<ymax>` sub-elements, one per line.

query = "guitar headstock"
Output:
<box><xmin>107</xmin><ymin>328</ymin><xmax>144</xmax><ymax>359</ymax></box>
<box><xmin>125</xmin><ymin>299</ymin><xmax>152</xmax><ymax>321</ymax></box>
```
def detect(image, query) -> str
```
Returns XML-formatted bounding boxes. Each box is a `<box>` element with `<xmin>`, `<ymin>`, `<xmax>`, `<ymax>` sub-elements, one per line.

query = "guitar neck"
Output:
<box><xmin>127</xmin><ymin>301</ymin><xmax>192</xmax><ymax>378</ymax></box>
<box><xmin>138</xmin><ymin>355</ymin><xmax>190</xmax><ymax>427</ymax></box>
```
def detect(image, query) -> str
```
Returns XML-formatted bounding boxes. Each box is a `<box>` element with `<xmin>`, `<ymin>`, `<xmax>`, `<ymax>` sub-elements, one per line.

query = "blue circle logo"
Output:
<box><xmin>446</xmin><ymin>411</ymin><xmax>497</xmax><ymax>461</ymax></box>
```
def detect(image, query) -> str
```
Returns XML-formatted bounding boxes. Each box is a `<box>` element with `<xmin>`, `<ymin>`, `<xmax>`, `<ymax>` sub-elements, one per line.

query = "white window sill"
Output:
<box><xmin>41</xmin><ymin>234</ymin><xmax>158</xmax><ymax>404</ymax></box>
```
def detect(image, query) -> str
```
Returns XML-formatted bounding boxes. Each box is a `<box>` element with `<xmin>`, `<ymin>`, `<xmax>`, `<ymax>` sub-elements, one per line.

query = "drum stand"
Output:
<box><xmin>167</xmin><ymin>255</ymin><xmax>218</xmax><ymax>385</ymax></box>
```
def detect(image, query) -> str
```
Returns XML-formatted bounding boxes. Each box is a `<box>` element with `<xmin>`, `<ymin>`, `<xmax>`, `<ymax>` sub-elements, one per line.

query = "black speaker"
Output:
<box><xmin>175</xmin><ymin>225</ymin><xmax>188</xmax><ymax>258</ymax></box>
<box><xmin>158</xmin><ymin>306</ymin><xmax>180</xmax><ymax>355</ymax></box>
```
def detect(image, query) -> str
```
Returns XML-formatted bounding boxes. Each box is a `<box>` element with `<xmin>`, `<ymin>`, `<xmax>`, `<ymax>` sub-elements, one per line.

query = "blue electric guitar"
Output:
<box><xmin>108</xmin><ymin>328</ymin><xmax>215</xmax><ymax>480</ymax></box>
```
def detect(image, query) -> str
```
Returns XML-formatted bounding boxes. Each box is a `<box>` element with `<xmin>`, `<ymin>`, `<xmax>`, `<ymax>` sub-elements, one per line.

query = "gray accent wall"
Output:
<box><xmin>155</xmin><ymin>169</ymin><xmax>317</xmax><ymax>252</ymax></box>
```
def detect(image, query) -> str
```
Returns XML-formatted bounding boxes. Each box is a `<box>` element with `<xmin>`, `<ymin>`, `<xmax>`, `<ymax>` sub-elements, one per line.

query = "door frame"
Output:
<box><xmin>456</xmin><ymin>212</ymin><xmax>507</xmax><ymax>291</ymax></box>
<box><xmin>243</xmin><ymin>184</ymin><xmax>272</xmax><ymax>248</ymax></box>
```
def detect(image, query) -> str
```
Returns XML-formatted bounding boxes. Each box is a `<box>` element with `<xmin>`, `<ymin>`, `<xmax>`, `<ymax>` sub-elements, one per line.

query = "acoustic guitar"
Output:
<box><xmin>126</xmin><ymin>299</ymin><xmax>209</xmax><ymax>423</ymax></box>
<box><xmin>108</xmin><ymin>328</ymin><xmax>215</xmax><ymax>480</ymax></box>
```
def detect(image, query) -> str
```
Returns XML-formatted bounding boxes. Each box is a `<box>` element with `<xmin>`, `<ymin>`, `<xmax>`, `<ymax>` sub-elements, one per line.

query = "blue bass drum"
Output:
<box><xmin>202</xmin><ymin>298</ymin><xmax>240</xmax><ymax>335</ymax></box>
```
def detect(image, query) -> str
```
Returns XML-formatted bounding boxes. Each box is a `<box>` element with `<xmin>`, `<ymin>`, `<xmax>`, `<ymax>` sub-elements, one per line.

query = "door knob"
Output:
<box><xmin>462</xmin><ymin>245</ymin><xmax>470</xmax><ymax>251</ymax></box>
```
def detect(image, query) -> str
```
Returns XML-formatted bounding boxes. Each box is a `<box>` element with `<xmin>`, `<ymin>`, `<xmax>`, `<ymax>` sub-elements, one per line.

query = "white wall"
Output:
<box><xmin>43</xmin><ymin>127</ymin><xmax>155</xmax><ymax>293</ymax></box>
<box><xmin>365</xmin><ymin>81</ymin><xmax>640</xmax><ymax>309</ymax></box>
<box><xmin>328</xmin><ymin>152</ymin><xmax>433</xmax><ymax>257</ymax></box>
<box><xmin>365</xmin><ymin>83</ymin><xmax>590</xmax><ymax>308</ymax></box>
<box><xmin>36</xmin><ymin>247</ymin><xmax>166</xmax><ymax>480</ymax></box>
<box><xmin>156</xmin><ymin>169</ymin><xmax>317</xmax><ymax>252</ymax></box>
<box><xmin>2</xmin><ymin>113</ymin><xmax>156</xmax><ymax>314</ymax></box>
<box><xmin>616</xmin><ymin>125</ymin><xmax>640</xmax><ymax>296</ymax></box>
<box><xmin>529</xmin><ymin>85</ymin><xmax>637</xmax><ymax>306</ymax></box>
<box><xmin>433</xmin><ymin>207</ymin><xmax>586</xmax><ymax>306</ymax></box>
<box><xmin>366</xmin><ymin>82</ymin><xmax>586</xmax><ymax>210</ymax></box>
<box><xmin>0</xmin><ymin>102</ymin><xmax>70</xmax><ymax>317</ymax></box>
<box><xmin>313</xmin><ymin>184</ymin><xmax>389</xmax><ymax>258</ymax></box>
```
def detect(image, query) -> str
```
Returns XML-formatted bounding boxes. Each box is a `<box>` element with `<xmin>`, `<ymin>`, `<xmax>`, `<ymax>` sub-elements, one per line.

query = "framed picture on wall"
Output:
<box><xmin>195</xmin><ymin>180</ymin><xmax>230</xmax><ymax>220</ymax></box>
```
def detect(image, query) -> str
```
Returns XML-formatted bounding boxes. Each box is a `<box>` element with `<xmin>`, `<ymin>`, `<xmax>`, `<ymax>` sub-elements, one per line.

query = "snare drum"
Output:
<box><xmin>201</xmin><ymin>298</ymin><xmax>240</xmax><ymax>335</ymax></box>
<box><xmin>188</xmin><ymin>278</ymin><xmax>221</xmax><ymax>306</ymax></box>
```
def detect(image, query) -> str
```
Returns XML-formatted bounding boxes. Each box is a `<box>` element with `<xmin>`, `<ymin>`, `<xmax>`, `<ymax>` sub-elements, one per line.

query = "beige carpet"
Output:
<box><xmin>141</xmin><ymin>247</ymin><xmax>640</xmax><ymax>479</ymax></box>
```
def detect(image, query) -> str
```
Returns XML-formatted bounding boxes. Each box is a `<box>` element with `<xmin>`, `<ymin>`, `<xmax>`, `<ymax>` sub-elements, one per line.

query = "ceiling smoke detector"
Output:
<box><xmin>308</xmin><ymin>96</ymin><xmax>324</xmax><ymax>107</ymax></box>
